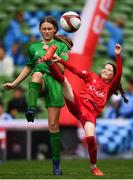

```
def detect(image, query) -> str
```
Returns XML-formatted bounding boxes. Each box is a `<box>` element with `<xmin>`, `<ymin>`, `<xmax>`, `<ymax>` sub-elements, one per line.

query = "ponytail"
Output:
<box><xmin>106</xmin><ymin>62</ymin><xmax>128</xmax><ymax>104</ymax></box>
<box><xmin>114</xmin><ymin>83</ymin><xmax>128</xmax><ymax>103</ymax></box>
<box><xmin>54</xmin><ymin>35</ymin><xmax>73</xmax><ymax>50</ymax></box>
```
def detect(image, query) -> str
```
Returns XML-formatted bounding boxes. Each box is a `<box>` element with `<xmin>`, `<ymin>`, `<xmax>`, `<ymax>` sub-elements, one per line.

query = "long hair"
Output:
<box><xmin>54</xmin><ymin>35</ymin><xmax>73</xmax><ymax>50</ymax></box>
<box><xmin>39</xmin><ymin>16</ymin><xmax>73</xmax><ymax>50</ymax></box>
<box><xmin>106</xmin><ymin>62</ymin><xmax>128</xmax><ymax>103</ymax></box>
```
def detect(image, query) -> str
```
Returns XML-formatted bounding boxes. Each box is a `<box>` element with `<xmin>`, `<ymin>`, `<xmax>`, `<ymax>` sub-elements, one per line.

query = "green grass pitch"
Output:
<box><xmin>0</xmin><ymin>159</ymin><xmax>133</xmax><ymax>179</ymax></box>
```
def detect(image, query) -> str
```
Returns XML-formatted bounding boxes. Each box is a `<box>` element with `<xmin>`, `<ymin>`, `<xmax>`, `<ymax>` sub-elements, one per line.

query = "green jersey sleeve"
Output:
<box><xmin>57</xmin><ymin>43</ymin><xmax>69</xmax><ymax>61</ymax></box>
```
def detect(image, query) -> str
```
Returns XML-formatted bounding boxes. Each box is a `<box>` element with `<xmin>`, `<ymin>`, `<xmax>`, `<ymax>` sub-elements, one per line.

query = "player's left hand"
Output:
<box><xmin>115</xmin><ymin>44</ymin><xmax>121</xmax><ymax>54</ymax></box>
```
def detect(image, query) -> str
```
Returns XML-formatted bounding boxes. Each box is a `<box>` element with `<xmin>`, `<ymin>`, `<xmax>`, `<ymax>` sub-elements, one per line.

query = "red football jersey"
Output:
<box><xmin>60</xmin><ymin>54</ymin><xmax>122</xmax><ymax>116</ymax></box>
<box><xmin>79</xmin><ymin>54</ymin><xmax>122</xmax><ymax>115</ymax></box>
<box><xmin>79</xmin><ymin>72</ymin><xmax>111</xmax><ymax>115</ymax></box>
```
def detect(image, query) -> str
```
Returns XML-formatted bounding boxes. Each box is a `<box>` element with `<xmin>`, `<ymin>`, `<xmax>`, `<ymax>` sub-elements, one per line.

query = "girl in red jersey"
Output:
<box><xmin>42</xmin><ymin>44</ymin><xmax>124</xmax><ymax>176</ymax></box>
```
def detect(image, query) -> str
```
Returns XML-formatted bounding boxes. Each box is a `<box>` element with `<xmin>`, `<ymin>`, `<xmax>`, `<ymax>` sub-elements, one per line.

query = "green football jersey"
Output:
<box><xmin>26</xmin><ymin>39</ymin><xmax>69</xmax><ymax>74</ymax></box>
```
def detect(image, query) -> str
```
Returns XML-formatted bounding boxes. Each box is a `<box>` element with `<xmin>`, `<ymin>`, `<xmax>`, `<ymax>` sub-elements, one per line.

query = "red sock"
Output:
<box><xmin>86</xmin><ymin>136</ymin><xmax>97</xmax><ymax>164</ymax></box>
<box><xmin>49</xmin><ymin>63</ymin><xmax>65</xmax><ymax>84</ymax></box>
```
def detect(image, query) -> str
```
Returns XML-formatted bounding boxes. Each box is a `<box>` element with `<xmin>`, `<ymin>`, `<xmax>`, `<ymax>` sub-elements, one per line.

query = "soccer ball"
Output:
<box><xmin>60</xmin><ymin>11</ymin><xmax>81</xmax><ymax>33</ymax></box>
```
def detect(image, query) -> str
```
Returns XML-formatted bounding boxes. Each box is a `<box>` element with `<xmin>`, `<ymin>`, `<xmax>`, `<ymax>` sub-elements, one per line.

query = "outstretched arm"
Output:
<box><xmin>56</xmin><ymin>59</ymin><xmax>89</xmax><ymax>81</ymax></box>
<box><xmin>112</xmin><ymin>44</ymin><xmax>122</xmax><ymax>84</ymax></box>
<box><xmin>3</xmin><ymin>66</ymin><xmax>32</xmax><ymax>90</ymax></box>
<box><xmin>109</xmin><ymin>44</ymin><xmax>122</xmax><ymax>95</ymax></box>
<box><xmin>38</xmin><ymin>45</ymin><xmax>89</xmax><ymax>81</ymax></box>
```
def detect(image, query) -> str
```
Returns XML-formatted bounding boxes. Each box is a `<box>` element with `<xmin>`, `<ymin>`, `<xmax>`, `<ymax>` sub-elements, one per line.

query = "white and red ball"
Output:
<box><xmin>60</xmin><ymin>11</ymin><xmax>81</xmax><ymax>33</ymax></box>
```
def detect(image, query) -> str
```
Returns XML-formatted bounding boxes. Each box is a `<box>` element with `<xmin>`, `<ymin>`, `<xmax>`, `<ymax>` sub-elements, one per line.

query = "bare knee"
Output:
<box><xmin>48</xmin><ymin>108</ymin><xmax>60</xmax><ymax>132</ymax></box>
<box><xmin>84</xmin><ymin>121</ymin><xmax>95</xmax><ymax>137</ymax></box>
<box><xmin>31</xmin><ymin>72</ymin><xmax>43</xmax><ymax>83</ymax></box>
<box><xmin>49</xmin><ymin>122</ymin><xmax>59</xmax><ymax>132</ymax></box>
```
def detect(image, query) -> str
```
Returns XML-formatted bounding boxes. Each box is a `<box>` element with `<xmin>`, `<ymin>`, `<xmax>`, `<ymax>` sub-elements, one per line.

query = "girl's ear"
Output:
<box><xmin>54</xmin><ymin>28</ymin><xmax>57</xmax><ymax>34</ymax></box>
<box><xmin>39</xmin><ymin>26</ymin><xmax>42</xmax><ymax>32</ymax></box>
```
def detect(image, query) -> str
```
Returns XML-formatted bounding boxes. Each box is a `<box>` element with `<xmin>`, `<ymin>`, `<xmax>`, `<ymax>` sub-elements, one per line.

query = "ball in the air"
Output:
<box><xmin>60</xmin><ymin>11</ymin><xmax>81</xmax><ymax>33</ymax></box>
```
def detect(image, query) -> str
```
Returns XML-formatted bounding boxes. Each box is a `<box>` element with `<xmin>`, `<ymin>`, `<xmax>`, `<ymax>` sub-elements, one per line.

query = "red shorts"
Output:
<box><xmin>65</xmin><ymin>91</ymin><xmax>96</xmax><ymax>127</ymax></box>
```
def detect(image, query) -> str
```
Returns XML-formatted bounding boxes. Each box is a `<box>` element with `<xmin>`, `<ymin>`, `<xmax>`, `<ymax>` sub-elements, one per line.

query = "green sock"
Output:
<box><xmin>50</xmin><ymin>131</ymin><xmax>61</xmax><ymax>161</ymax></box>
<box><xmin>28</xmin><ymin>82</ymin><xmax>41</xmax><ymax>110</ymax></box>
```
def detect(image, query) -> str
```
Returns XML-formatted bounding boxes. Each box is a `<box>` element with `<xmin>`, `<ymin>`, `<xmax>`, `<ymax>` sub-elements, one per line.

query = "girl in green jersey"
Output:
<box><xmin>3</xmin><ymin>16</ymin><xmax>73</xmax><ymax>176</ymax></box>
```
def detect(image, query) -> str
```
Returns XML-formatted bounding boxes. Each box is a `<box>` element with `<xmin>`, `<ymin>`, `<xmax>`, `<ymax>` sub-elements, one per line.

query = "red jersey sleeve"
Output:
<box><xmin>58</xmin><ymin>59</ymin><xmax>91</xmax><ymax>82</ymax></box>
<box><xmin>109</xmin><ymin>54</ymin><xmax>122</xmax><ymax>96</ymax></box>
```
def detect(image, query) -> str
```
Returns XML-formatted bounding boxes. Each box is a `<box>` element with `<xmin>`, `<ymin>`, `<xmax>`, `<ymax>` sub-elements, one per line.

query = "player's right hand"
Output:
<box><xmin>3</xmin><ymin>83</ymin><xmax>15</xmax><ymax>90</ymax></box>
<box><xmin>115</xmin><ymin>44</ymin><xmax>121</xmax><ymax>54</ymax></box>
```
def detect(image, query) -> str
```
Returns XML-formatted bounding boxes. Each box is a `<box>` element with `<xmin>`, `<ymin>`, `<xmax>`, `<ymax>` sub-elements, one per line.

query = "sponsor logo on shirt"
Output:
<box><xmin>88</xmin><ymin>85</ymin><xmax>105</xmax><ymax>98</ymax></box>
<box><xmin>82</xmin><ymin>70</ymin><xmax>87</xmax><ymax>74</ymax></box>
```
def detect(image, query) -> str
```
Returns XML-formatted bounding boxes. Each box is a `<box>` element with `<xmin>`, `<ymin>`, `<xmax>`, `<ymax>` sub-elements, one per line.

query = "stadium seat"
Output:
<box><xmin>124</xmin><ymin>58</ymin><xmax>133</xmax><ymax>68</ymax></box>
<box><xmin>26</xmin><ymin>5</ymin><xmax>38</xmax><ymax>12</ymax></box>
<box><xmin>33</xmin><ymin>0</ymin><xmax>49</xmax><ymax>6</ymax></box>
<box><xmin>57</xmin><ymin>0</ymin><xmax>72</xmax><ymax>6</ymax></box>
<box><xmin>118</xmin><ymin>5</ymin><xmax>132</xmax><ymax>15</ymax></box>
<box><xmin>97</xmin><ymin>44</ymin><xmax>107</xmax><ymax>54</ymax></box>
<box><xmin>36</xmin><ymin>11</ymin><xmax>46</xmax><ymax>20</ymax></box>
<box><xmin>111</xmin><ymin>13</ymin><xmax>128</xmax><ymax>20</ymax></box>
<box><xmin>24</xmin><ymin>11</ymin><xmax>32</xmax><ymax>22</ymax></box>
<box><xmin>125</xmin><ymin>21</ymin><xmax>133</xmax><ymax>29</ymax></box>
<box><xmin>124</xmin><ymin>0</ymin><xmax>133</xmax><ymax>6</ymax></box>
<box><xmin>70</xmin><ymin>4</ymin><xmax>83</xmax><ymax>12</ymax></box>
<box><xmin>96</xmin><ymin>121</ymin><xmax>133</xmax><ymax>155</ymax></box>
<box><xmin>0</xmin><ymin>12</ymin><xmax>7</xmax><ymax>20</ymax></box>
<box><xmin>122</xmin><ymin>67</ymin><xmax>132</xmax><ymax>77</ymax></box>
<box><xmin>45</xmin><ymin>4</ymin><xmax>64</xmax><ymax>11</ymax></box>
<box><xmin>5</xmin><ymin>5</ymin><xmax>17</xmax><ymax>13</ymax></box>
<box><xmin>74</xmin><ymin>0</ymin><xmax>85</xmax><ymax>6</ymax></box>
<box><xmin>50</xmin><ymin>10</ymin><xmax>61</xmax><ymax>19</ymax></box>
<box><xmin>124</xmin><ymin>29</ymin><xmax>133</xmax><ymax>37</ymax></box>
<box><xmin>124</xmin><ymin>44</ymin><xmax>133</xmax><ymax>55</ymax></box>
<box><xmin>11</xmin><ymin>0</ymin><xmax>23</xmax><ymax>5</ymax></box>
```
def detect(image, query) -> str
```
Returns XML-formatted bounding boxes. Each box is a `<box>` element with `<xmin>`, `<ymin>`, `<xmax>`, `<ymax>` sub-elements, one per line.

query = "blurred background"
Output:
<box><xmin>0</xmin><ymin>0</ymin><xmax>133</xmax><ymax>164</ymax></box>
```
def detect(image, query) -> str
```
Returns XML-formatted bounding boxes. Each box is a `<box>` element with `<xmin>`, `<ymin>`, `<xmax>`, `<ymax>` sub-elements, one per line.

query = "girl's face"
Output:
<box><xmin>101</xmin><ymin>64</ymin><xmax>114</xmax><ymax>82</ymax></box>
<box><xmin>39</xmin><ymin>22</ymin><xmax>56</xmax><ymax>42</ymax></box>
